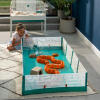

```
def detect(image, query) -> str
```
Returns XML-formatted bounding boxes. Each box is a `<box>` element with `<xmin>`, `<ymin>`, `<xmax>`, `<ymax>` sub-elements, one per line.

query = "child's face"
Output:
<box><xmin>17</xmin><ymin>28</ymin><xmax>25</xmax><ymax>37</ymax></box>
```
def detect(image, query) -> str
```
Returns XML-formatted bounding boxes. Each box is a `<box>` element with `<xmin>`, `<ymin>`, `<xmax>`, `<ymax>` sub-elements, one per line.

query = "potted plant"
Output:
<box><xmin>47</xmin><ymin>0</ymin><xmax>76</xmax><ymax>33</ymax></box>
<box><xmin>54</xmin><ymin>0</ymin><xmax>67</xmax><ymax>18</ymax></box>
<box><xmin>48</xmin><ymin>0</ymin><xmax>66</xmax><ymax>18</ymax></box>
<box><xmin>60</xmin><ymin>0</ymin><xmax>76</xmax><ymax>33</ymax></box>
<box><xmin>44</xmin><ymin>0</ymin><xmax>58</xmax><ymax>16</ymax></box>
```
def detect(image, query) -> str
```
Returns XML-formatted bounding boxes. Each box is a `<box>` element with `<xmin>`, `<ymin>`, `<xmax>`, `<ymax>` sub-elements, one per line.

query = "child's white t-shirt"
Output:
<box><xmin>11</xmin><ymin>30</ymin><xmax>28</xmax><ymax>42</ymax></box>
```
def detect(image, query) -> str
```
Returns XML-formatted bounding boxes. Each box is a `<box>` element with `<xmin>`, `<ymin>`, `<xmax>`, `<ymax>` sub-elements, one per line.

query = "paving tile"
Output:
<box><xmin>6</xmin><ymin>63</ymin><xmax>23</xmax><ymax>75</ymax></box>
<box><xmin>0</xmin><ymin>59</ymin><xmax>21</xmax><ymax>69</ymax></box>
<box><xmin>61</xmin><ymin>33</ymin><xmax>89</xmax><ymax>49</ymax></box>
<box><xmin>46</xmin><ymin>31</ymin><xmax>61</xmax><ymax>36</ymax></box>
<box><xmin>61</xmin><ymin>33</ymin><xmax>81</xmax><ymax>40</ymax></box>
<box><xmin>67</xmin><ymin>40</ymin><xmax>88</xmax><ymax>49</ymax></box>
<box><xmin>0</xmin><ymin>70</ymin><xmax>20</xmax><ymax>85</ymax></box>
<box><xmin>0</xmin><ymin>44</ymin><xmax>8</xmax><ymax>49</ymax></box>
<box><xmin>0</xmin><ymin>51</ymin><xmax>11</xmax><ymax>58</ymax></box>
<box><xmin>7</xmin><ymin>54</ymin><xmax>22</xmax><ymax>62</ymax></box>
<box><xmin>0</xmin><ymin>44</ymin><xmax>22</xmax><ymax>58</ymax></box>
<box><xmin>0</xmin><ymin>68</ymin><xmax>2</xmax><ymax>71</ymax></box>
<box><xmin>0</xmin><ymin>57</ymin><xmax>3</xmax><ymax>60</ymax></box>
<box><xmin>73</xmin><ymin>48</ymin><xmax>94</xmax><ymax>55</ymax></box>
<box><xmin>0</xmin><ymin>86</ymin><xmax>20</xmax><ymax>99</ymax></box>
<box><xmin>1</xmin><ymin>76</ymin><xmax>22</xmax><ymax>96</ymax></box>
<box><xmin>82</xmin><ymin>54</ymin><xmax>100</xmax><ymax>75</ymax></box>
<box><xmin>0</xmin><ymin>31</ymin><xmax>10</xmax><ymax>44</ymax></box>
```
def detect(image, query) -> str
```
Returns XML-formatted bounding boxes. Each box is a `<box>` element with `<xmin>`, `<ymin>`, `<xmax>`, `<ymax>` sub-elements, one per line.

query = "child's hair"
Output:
<box><xmin>16</xmin><ymin>23</ymin><xmax>25</xmax><ymax>31</ymax></box>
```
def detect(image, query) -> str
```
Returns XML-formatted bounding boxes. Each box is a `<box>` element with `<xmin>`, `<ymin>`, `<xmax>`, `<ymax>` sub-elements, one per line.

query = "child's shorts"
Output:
<box><xmin>9</xmin><ymin>41</ymin><xmax>21</xmax><ymax>50</ymax></box>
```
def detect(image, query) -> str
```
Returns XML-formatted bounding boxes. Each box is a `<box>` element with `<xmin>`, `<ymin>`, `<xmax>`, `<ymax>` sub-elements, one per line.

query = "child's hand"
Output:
<box><xmin>25</xmin><ymin>34</ymin><xmax>29</xmax><ymax>39</ymax></box>
<box><xmin>7</xmin><ymin>44</ymin><xmax>16</xmax><ymax>51</ymax></box>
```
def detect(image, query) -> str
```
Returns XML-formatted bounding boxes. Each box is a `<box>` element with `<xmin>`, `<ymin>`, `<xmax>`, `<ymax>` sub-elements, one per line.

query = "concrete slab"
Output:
<box><xmin>73</xmin><ymin>48</ymin><xmax>94</xmax><ymax>55</ymax></box>
<box><xmin>15</xmin><ymin>86</ymin><xmax>96</xmax><ymax>99</ymax></box>
<box><xmin>7</xmin><ymin>54</ymin><xmax>22</xmax><ymax>62</ymax></box>
<box><xmin>0</xmin><ymin>59</ymin><xmax>21</xmax><ymax>69</ymax></box>
<box><xmin>0</xmin><ymin>51</ymin><xmax>12</xmax><ymax>58</ymax></box>
<box><xmin>82</xmin><ymin>54</ymin><xmax>100</xmax><ymax>75</ymax></box>
<box><xmin>30</xmin><ymin>30</ymin><xmax>61</xmax><ymax>37</ymax></box>
<box><xmin>0</xmin><ymin>86</ymin><xmax>20</xmax><ymax>99</ymax></box>
<box><xmin>0</xmin><ymin>57</ymin><xmax>3</xmax><ymax>60</ymax></box>
<box><xmin>6</xmin><ymin>63</ymin><xmax>22</xmax><ymax>75</ymax></box>
<box><xmin>0</xmin><ymin>70</ymin><xmax>20</xmax><ymax>85</ymax></box>
<box><xmin>76</xmin><ymin>54</ymin><xmax>100</xmax><ymax>91</ymax></box>
<box><xmin>1</xmin><ymin>80</ymin><xmax>96</xmax><ymax>99</ymax></box>
<box><xmin>1</xmin><ymin>76</ymin><xmax>22</xmax><ymax>96</ymax></box>
<box><xmin>33</xmin><ymin>94</ymin><xmax>100</xmax><ymax>100</ymax></box>
<box><xmin>0</xmin><ymin>31</ymin><xmax>10</xmax><ymax>44</ymax></box>
<box><xmin>0</xmin><ymin>45</ymin><xmax>22</xmax><ymax>58</ymax></box>
<box><xmin>0</xmin><ymin>31</ymin><xmax>100</xmax><ymax>100</ymax></box>
<box><xmin>67</xmin><ymin>41</ymin><xmax>88</xmax><ymax>49</ymax></box>
<box><xmin>45</xmin><ymin>30</ymin><xmax>61</xmax><ymax>36</ymax></box>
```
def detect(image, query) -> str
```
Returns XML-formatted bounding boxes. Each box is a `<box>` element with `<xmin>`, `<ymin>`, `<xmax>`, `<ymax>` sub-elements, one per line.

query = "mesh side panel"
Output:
<box><xmin>25</xmin><ymin>73</ymin><xmax>86</xmax><ymax>91</ymax></box>
<box><xmin>66</xmin><ymin>44</ymin><xmax>73</xmax><ymax>64</ymax></box>
<box><xmin>78</xmin><ymin>62</ymin><xmax>87</xmax><ymax>73</ymax></box>
<box><xmin>62</xmin><ymin>38</ymin><xmax>67</xmax><ymax>55</ymax></box>
<box><xmin>23</xmin><ymin>37</ymin><xmax>61</xmax><ymax>48</ymax></box>
<box><xmin>71</xmin><ymin>52</ymin><xmax>79</xmax><ymax>73</ymax></box>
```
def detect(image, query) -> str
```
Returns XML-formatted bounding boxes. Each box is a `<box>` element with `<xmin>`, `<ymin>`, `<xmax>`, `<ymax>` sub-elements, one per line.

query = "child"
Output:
<box><xmin>7</xmin><ymin>23</ymin><xmax>29</xmax><ymax>51</ymax></box>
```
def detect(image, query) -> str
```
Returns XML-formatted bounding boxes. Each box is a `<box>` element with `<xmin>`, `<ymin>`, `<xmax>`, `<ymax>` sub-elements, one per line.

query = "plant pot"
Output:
<box><xmin>58</xmin><ymin>10</ymin><xmax>65</xmax><ymax>18</ymax></box>
<box><xmin>60</xmin><ymin>18</ymin><xmax>76</xmax><ymax>33</ymax></box>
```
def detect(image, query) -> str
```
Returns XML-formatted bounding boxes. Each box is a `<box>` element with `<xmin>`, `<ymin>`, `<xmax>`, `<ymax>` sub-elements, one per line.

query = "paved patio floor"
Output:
<box><xmin>0</xmin><ymin>30</ymin><xmax>100</xmax><ymax>100</ymax></box>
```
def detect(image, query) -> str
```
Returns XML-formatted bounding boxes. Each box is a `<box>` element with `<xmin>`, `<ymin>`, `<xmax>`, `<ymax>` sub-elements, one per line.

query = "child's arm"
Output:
<box><xmin>12</xmin><ymin>38</ymin><xmax>21</xmax><ymax>46</ymax></box>
<box><xmin>25</xmin><ymin>34</ymin><xmax>29</xmax><ymax>38</ymax></box>
<box><xmin>25</xmin><ymin>30</ymin><xmax>30</xmax><ymax>38</ymax></box>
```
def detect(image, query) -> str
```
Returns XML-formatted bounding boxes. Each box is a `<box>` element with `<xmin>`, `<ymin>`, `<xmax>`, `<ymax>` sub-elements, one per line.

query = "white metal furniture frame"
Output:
<box><xmin>10</xmin><ymin>0</ymin><xmax>46</xmax><ymax>37</ymax></box>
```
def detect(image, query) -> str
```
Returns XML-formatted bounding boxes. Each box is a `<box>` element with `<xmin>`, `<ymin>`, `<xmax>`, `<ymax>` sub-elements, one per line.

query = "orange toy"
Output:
<box><xmin>52</xmin><ymin>53</ymin><xmax>59</xmax><ymax>57</ymax></box>
<box><xmin>29</xmin><ymin>54</ymin><xmax>36</xmax><ymax>58</ymax></box>
<box><xmin>36</xmin><ymin>55</ymin><xmax>64</xmax><ymax>74</ymax></box>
